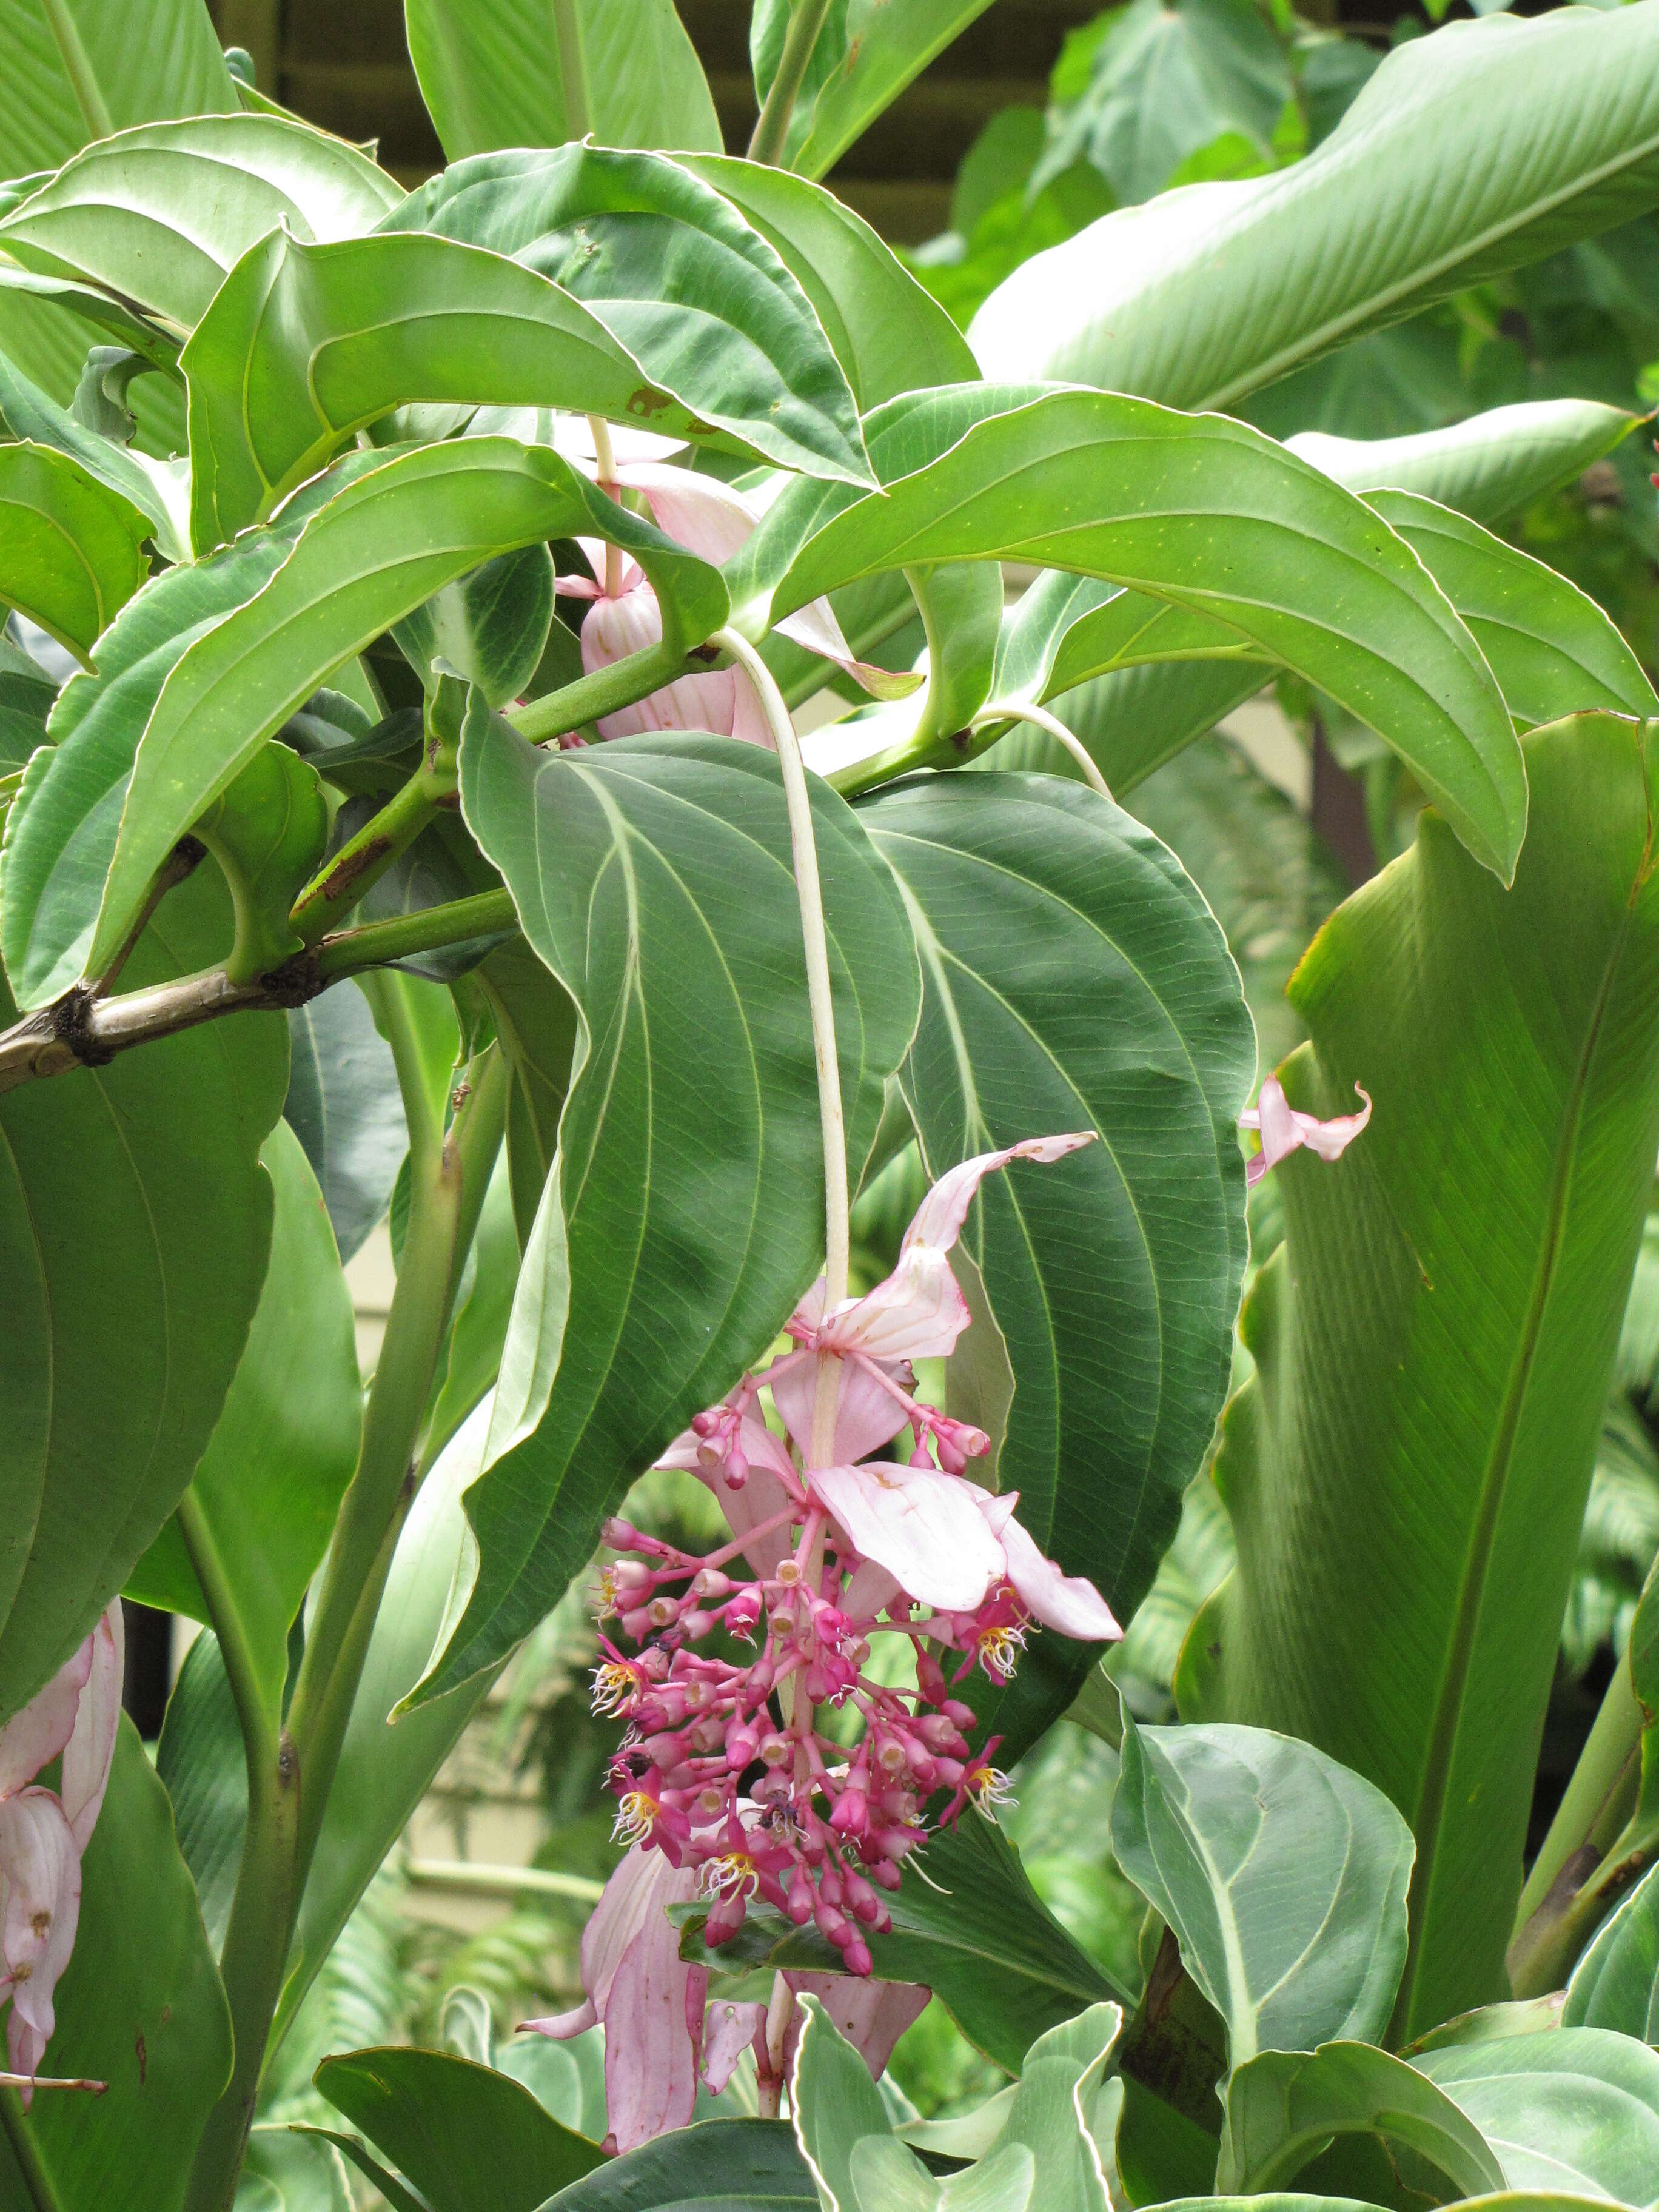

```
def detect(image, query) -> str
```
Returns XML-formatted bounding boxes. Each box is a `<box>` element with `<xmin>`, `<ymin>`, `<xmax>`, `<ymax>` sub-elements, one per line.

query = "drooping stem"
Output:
<box><xmin>717</xmin><ymin>627</ymin><xmax>849</xmax><ymax>1456</ymax></box>
<box><xmin>38</xmin><ymin>0</ymin><xmax>113</xmax><ymax>138</ymax></box>
<box><xmin>973</xmin><ymin>702</ymin><xmax>1113</xmax><ymax>799</ymax></box>
<box><xmin>587</xmin><ymin>415</ymin><xmax>626</xmax><ymax>602</ymax></box>
<box><xmin>749</xmin><ymin>0</ymin><xmax>835</xmax><ymax>165</ymax></box>
<box><xmin>552</xmin><ymin>0</ymin><xmax>592</xmax><ymax>137</ymax></box>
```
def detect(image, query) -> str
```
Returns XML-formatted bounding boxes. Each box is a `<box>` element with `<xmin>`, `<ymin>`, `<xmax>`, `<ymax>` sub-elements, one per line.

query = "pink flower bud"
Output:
<box><xmin>842</xmin><ymin>1936</ymin><xmax>873</xmax><ymax>1976</ymax></box>
<box><xmin>724</xmin><ymin>1723</ymin><xmax>758</xmax><ymax>1769</ymax></box>
<box><xmin>916</xmin><ymin>1653</ymin><xmax>947</xmax><ymax>1705</ymax></box>
<box><xmin>620</xmin><ymin>1606</ymin><xmax>654</xmax><ymax>1642</ymax></box>
<box><xmin>692</xmin><ymin>1569</ymin><xmax>732</xmax><ymax>1601</ymax></box>
<box><xmin>942</xmin><ymin>1700</ymin><xmax>978</xmax><ymax>1730</ymax></box>
<box><xmin>646</xmin><ymin>1595</ymin><xmax>680</xmax><ymax>1630</ymax></box>
<box><xmin>724</xmin><ymin>1588</ymin><xmax>762</xmax><ymax>1638</ymax></box>
<box><xmin>759</xmin><ymin>1731</ymin><xmax>791</xmax><ymax>1768</ymax></box>
<box><xmin>603</xmin><ymin>1518</ymin><xmax>643</xmax><ymax>1549</ymax></box>
<box><xmin>786</xmin><ymin>1869</ymin><xmax>815</xmax><ymax>1924</ymax></box>
<box><xmin>705</xmin><ymin>1894</ymin><xmax>748</xmax><ymax>1946</ymax></box>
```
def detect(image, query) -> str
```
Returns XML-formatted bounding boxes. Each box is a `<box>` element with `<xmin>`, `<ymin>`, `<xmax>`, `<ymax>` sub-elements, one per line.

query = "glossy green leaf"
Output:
<box><xmin>124</xmin><ymin>1120</ymin><xmax>360</xmax><ymax>1716</ymax></box>
<box><xmin>394</xmin><ymin>545</ymin><xmax>555</xmax><ymax>711</ymax></box>
<box><xmin>1416</xmin><ymin>2028</ymin><xmax>1659</xmax><ymax>2198</ymax></box>
<box><xmin>428</xmin><ymin>1155</ymin><xmax>521</xmax><ymax>1456</ymax></box>
<box><xmin>1215</xmin><ymin>2042</ymin><xmax>1504</xmax><ymax>2195</ymax></box>
<box><xmin>791</xmin><ymin>1992</ymin><xmax>895</xmax><ymax>2212</ymax></box>
<box><xmin>0</xmin><ymin>262</ymin><xmax>180</xmax><ymax>372</ymax></box>
<box><xmin>1061</xmin><ymin>660</ymin><xmax>1272</xmax><ymax>800</ymax></box>
<box><xmin>1183</xmin><ymin>714</ymin><xmax>1659</xmax><ymax>2035</ymax></box>
<box><xmin>154</xmin><ymin>1627</ymin><xmax>245</xmax><ymax>1954</ymax></box>
<box><xmin>405</xmin><ymin>0</ymin><xmax>721</xmax><ymax>162</ymax></box>
<box><xmin>292</xmin><ymin>2130</ymin><xmax>432</xmax><ymax>2212</ymax></box>
<box><xmin>315</xmin><ymin>2046</ymin><xmax>603</xmax><ymax>2212</ymax></box>
<box><xmin>971</xmin><ymin>5</ymin><xmax>1659</xmax><ymax>407</ymax></box>
<box><xmin>861</xmin><ymin>774</ymin><xmax>1253</xmax><ymax>1754</ymax></box>
<box><xmin>82</xmin><ymin>437</ymin><xmax>725</xmax><ymax>989</ymax></box>
<box><xmin>752</xmin><ymin>0</ymin><xmax>996</xmax><ymax>182</ymax></box>
<box><xmin>959</xmin><ymin>2005</ymin><xmax>1121</xmax><ymax>2212</ymax></box>
<box><xmin>0</xmin><ymin>657</ymin><xmax>55</xmax><ymax>769</ymax></box>
<box><xmin>754</xmin><ymin>388</ymin><xmax>1524</xmax><ymax>880</ymax></box>
<box><xmin>0</xmin><ymin>1720</ymin><xmax>233</xmax><ymax>2212</ymax></box>
<box><xmin>0</xmin><ymin>0</ymin><xmax>235</xmax><ymax>178</ymax></box>
<box><xmin>1563</xmin><ymin>1859</ymin><xmax>1659</xmax><ymax>2042</ymax></box>
<box><xmin>1288</xmin><ymin>400</ymin><xmax>1640</xmax><ymax>528</ymax></box>
<box><xmin>1363</xmin><ymin>490</ymin><xmax>1657</xmax><ymax>730</ymax></box>
<box><xmin>478</xmin><ymin>937</ymin><xmax>579</xmax><ymax>1243</ymax></box>
<box><xmin>0</xmin><ymin>113</ymin><xmax>403</xmax><ymax>330</ymax></box>
<box><xmin>381</xmin><ymin>146</ymin><xmax>872</xmax><ymax>492</ymax></box>
<box><xmin>0</xmin><ymin>862</ymin><xmax>286</xmax><ymax>1721</ymax></box>
<box><xmin>675</xmin><ymin>156</ymin><xmax>979</xmax><ymax>411</ymax></box>
<box><xmin>424</xmin><ymin>723</ymin><xmax>919</xmax><ymax>1696</ymax></box>
<box><xmin>686</xmin><ymin>1810</ymin><xmax>1119</xmax><ymax>2076</ymax></box>
<box><xmin>0</xmin><ymin>347</ymin><xmax>188</xmax><ymax>561</ymax></box>
<box><xmin>1113</xmin><ymin>1720</ymin><xmax>1415</xmax><ymax>2068</ymax></box>
<box><xmin>0</xmin><ymin>441</ymin><xmax>149</xmax><ymax>660</ymax></box>
<box><xmin>284</xmin><ymin>980</ymin><xmax>409</xmax><ymax>1263</ymax></box>
<box><xmin>540</xmin><ymin>2119</ymin><xmax>816</xmax><ymax>2211</ymax></box>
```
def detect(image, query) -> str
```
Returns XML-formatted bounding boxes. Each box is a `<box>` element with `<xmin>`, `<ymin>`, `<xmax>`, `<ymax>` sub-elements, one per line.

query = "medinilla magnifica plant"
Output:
<box><xmin>6</xmin><ymin>2</ymin><xmax>1659</xmax><ymax>2208</ymax></box>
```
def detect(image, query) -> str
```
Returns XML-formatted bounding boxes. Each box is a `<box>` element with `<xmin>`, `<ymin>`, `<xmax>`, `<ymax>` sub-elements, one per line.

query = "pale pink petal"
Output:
<box><xmin>781</xmin><ymin>1974</ymin><xmax>930</xmax><ymax>2079</ymax></box>
<box><xmin>601</xmin><ymin>1919</ymin><xmax>702</xmax><ymax>2153</ymax></box>
<box><xmin>839</xmin><ymin>1559</ymin><xmax>904</xmax><ymax>1617</ymax></box>
<box><xmin>616</xmin><ymin>462</ymin><xmax>759</xmax><ymax>569</ymax></box>
<box><xmin>0</xmin><ymin>1641</ymin><xmax>93</xmax><ymax>1801</ymax></box>
<box><xmin>700</xmin><ymin>1997</ymin><xmax>766</xmax><ymax>2094</ymax></box>
<box><xmin>994</xmin><ymin>1510</ymin><xmax>1122</xmax><ymax>1642</ymax></box>
<box><xmin>0</xmin><ymin>1791</ymin><xmax>81</xmax><ymax>2093</ymax></box>
<box><xmin>809</xmin><ymin>1462</ymin><xmax>1006</xmax><ymax>1612</ymax></box>
<box><xmin>579</xmin><ymin>1845</ymin><xmax>700</xmax><ymax>2020</ymax></box>
<box><xmin>61</xmin><ymin>1604</ymin><xmax>123</xmax><ymax>1852</ymax></box>
<box><xmin>769</xmin><ymin>1354</ymin><xmax>908</xmax><ymax>1468</ymax></box>
<box><xmin>520</xmin><ymin>1997</ymin><xmax>597</xmax><ymax>2040</ymax></box>
<box><xmin>814</xmin><ymin>1136</ymin><xmax>1097</xmax><ymax>1363</ymax></box>
<box><xmin>1239</xmin><ymin>1077</ymin><xmax>1370</xmax><ymax>1186</ymax></box>
<box><xmin>1291</xmin><ymin>1087</ymin><xmax>1372</xmax><ymax>1161</ymax></box>
<box><xmin>659</xmin><ymin>1412</ymin><xmax>797</xmax><ymax>1578</ymax></box>
<box><xmin>581</xmin><ymin>580</ymin><xmax>664</xmax><ymax>675</ymax></box>
<box><xmin>774</xmin><ymin>600</ymin><xmax>925</xmax><ymax>702</ymax></box>
<box><xmin>552</xmin><ymin>417</ymin><xmax>687</xmax><ymax>469</ymax></box>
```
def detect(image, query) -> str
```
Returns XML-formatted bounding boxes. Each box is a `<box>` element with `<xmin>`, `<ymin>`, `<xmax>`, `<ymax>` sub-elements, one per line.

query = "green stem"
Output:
<box><xmin>315</xmin><ymin>891</ymin><xmax>519</xmax><ymax>985</ymax></box>
<box><xmin>552</xmin><ymin>0</ymin><xmax>592</xmax><ymax>136</ymax></box>
<box><xmin>749</xmin><ymin>0</ymin><xmax>835</xmax><ymax>165</ymax></box>
<box><xmin>38</xmin><ymin>0</ymin><xmax>113</xmax><ymax>139</ymax></box>
<box><xmin>1513</xmin><ymin>1656</ymin><xmax>1643</xmax><ymax>1939</ymax></box>
<box><xmin>0</xmin><ymin>2091</ymin><xmax>62</xmax><ymax>2212</ymax></box>
<box><xmin>973</xmin><ymin>702</ymin><xmax>1113</xmax><ymax>799</ymax></box>
<box><xmin>287</xmin><ymin>771</ymin><xmax>446</xmax><ymax>948</ymax></box>
<box><xmin>507</xmin><ymin>638</ymin><xmax>696</xmax><ymax>747</ymax></box>
<box><xmin>825</xmin><ymin>714</ymin><xmax>1002</xmax><ymax>802</ymax></box>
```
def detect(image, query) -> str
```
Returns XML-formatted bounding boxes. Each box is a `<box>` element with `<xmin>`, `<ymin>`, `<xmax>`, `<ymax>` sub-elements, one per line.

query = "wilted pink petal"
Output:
<box><xmin>984</xmin><ymin>1503</ymin><xmax>1122</xmax><ymax>1641</ymax></box>
<box><xmin>601</xmin><ymin>1920</ymin><xmax>704</xmax><ymax>2154</ymax></box>
<box><xmin>809</xmin><ymin>1134</ymin><xmax>1098</xmax><ymax>1363</ymax></box>
<box><xmin>522</xmin><ymin>1996</ymin><xmax>597</xmax><ymax>2040</ymax></box>
<box><xmin>1239</xmin><ymin>1076</ymin><xmax>1371</xmax><ymax>1187</ymax></box>
<box><xmin>0</xmin><ymin>1792</ymin><xmax>81</xmax><ymax>2105</ymax></box>
<box><xmin>60</xmin><ymin>1606</ymin><xmax>123</xmax><ymax>1852</ymax></box>
<box><xmin>809</xmin><ymin>1462</ymin><xmax>1007</xmax><ymax>1613</ymax></box>
<box><xmin>615</xmin><ymin>462</ymin><xmax>758</xmax><ymax>569</ymax></box>
<box><xmin>769</xmin><ymin>1355</ymin><xmax>908</xmax><ymax>1469</ymax></box>
<box><xmin>782</xmin><ymin>1973</ymin><xmax>930</xmax><ymax>2079</ymax></box>
<box><xmin>0</xmin><ymin>1644</ymin><xmax>92</xmax><ymax>1801</ymax></box>
<box><xmin>700</xmin><ymin>1997</ymin><xmax>766</xmax><ymax>2094</ymax></box>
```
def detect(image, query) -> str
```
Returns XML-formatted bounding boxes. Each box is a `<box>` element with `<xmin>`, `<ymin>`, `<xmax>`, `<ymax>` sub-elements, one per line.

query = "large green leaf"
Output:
<box><xmin>153</xmin><ymin>1627</ymin><xmax>245</xmax><ymax>1954</ymax></box>
<box><xmin>76</xmin><ymin>438</ymin><xmax>724</xmax><ymax>990</ymax></box>
<box><xmin>423</xmin><ymin>723</ymin><xmax>919</xmax><ymax>1696</ymax></box>
<box><xmin>0</xmin><ymin>0</ymin><xmax>235</xmax><ymax>177</ymax></box>
<box><xmin>791</xmin><ymin>1993</ymin><xmax>906</xmax><ymax>2212</ymax></box>
<box><xmin>1415</xmin><ymin>2028</ymin><xmax>1659</xmax><ymax>2198</ymax></box>
<box><xmin>380</xmin><ymin>147</ymin><xmax>871</xmax><ymax>491</ymax></box>
<box><xmin>675</xmin><ymin>156</ymin><xmax>978</xmax><ymax>411</ymax></box>
<box><xmin>0</xmin><ymin>441</ymin><xmax>149</xmax><ymax>659</ymax></box>
<box><xmin>0</xmin><ymin>114</ymin><xmax>403</xmax><ymax>331</ymax></box>
<box><xmin>1182</xmin><ymin>714</ymin><xmax>1659</xmax><ymax>2035</ymax></box>
<box><xmin>748</xmin><ymin>388</ymin><xmax>1524</xmax><ymax>880</ymax></box>
<box><xmin>1215</xmin><ymin>2042</ymin><xmax>1504</xmax><ymax>2196</ymax></box>
<box><xmin>970</xmin><ymin>5</ymin><xmax>1659</xmax><ymax>407</ymax></box>
<box><xmin>315</xmin><ymin>2046</ymin><xmax>603</xmax><ymax>2212</ymax></box>
<box><xmin>1113</xmin><ymin>1721</ymin><xmax>1415</xmax><ymax>2069</ymax></box>
<box><xmin>1564</xmin><ymin>1860</ymin><xmax>1659</xmax><ymax>2042</ymax></box>
<box><xmin>0</xmin><ymin>862</ymin><xmax>286</xmax><ymax>1721</ymax></box>
<box><xmin>860</xmin><ymin>774</ymin><xmax>1253</xmax><ymax>1754</ymax></box>
<box><xmin>404</xmin><ymin>0</ymin><xmax>721</xmax><ymax>162</ymax></box>
<box><xmin>751</xmin><ymin>0</ymin><xmax>996</xmax><ymax>181</ymax></box>
<box><xmin>284</xmin><ymin>980</ymin><xmax>408</xmax><ymax>1262</ymax></box>
<box><xmin>0</xmin><ymin>1720</ymin><xmax>232</xmax><ymax>2212</ymax></box>
<box><xmin>1288</xmin><ymin>400</ymin><xmax>1640</xmax><ymax>528</ymax></box>
<box><xmin>0</xmin><ymin>347</ymin><xmax>188</xmax><ymax>560</ymax></box>
<box><xmin>540</xmin><ymin>2120</ymin><xmax>816</xmax><ymax>2211</ymax></box>
<box><xmin>124</xmin><ymin>1120</ymin><xmax>361</xmax><ymax>1717</ymax></box>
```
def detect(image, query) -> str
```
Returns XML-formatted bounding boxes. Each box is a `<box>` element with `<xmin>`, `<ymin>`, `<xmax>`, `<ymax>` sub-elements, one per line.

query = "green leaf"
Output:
<box><xmin>792</xmin><ymin>1992</ymin><xmax>894</xmax><ymax>2212</ymax></box>
<box><xmin>860</xmin><ymin>774</ymin><xmax>1253</xmax><ymax>1753</ymax></box>
<box><xmin>123</xmin><ymin>1120</ymin><xmax>361</xmax><ymax>1717</ymax></box>
<box><xmin>284</xmin><ymin>980</ymin><xmax>409</xmax><ymax>1262</ymax></box>
<box><xmin>960</xmin><ymin>2005</ymin><xmax>1122</xmax><ymax>2212</ymax></box>
<box><xmin>0</xmin><ymin>347</ymin><xmax>189</xmax><ymax>561</ymax></box>
<box><xmin>752</xmin><ymin>0</ymin><xmax>997</xmax><ymax>182</ymax></box>
<box><xmin>240</xmin><ymin>2128</ymin><xmax>355</xmax><ymax>2212</ymax></box>
<box><xmin>1113</xmin><ymin>1720</ymin><xmax>1415</xmax><ymax>2068</ymax></box>
<box><xmin>1182</xmin><ymin>714</ymin><xmax>1659</xmax><ymax>2035</ymax></box>
<box><xmin>424</xmin><ymin>723</ymin><xmax>919</xmax><ymax>1697</ymax></box>
<box><xmin>0</xmin><ymin>1720</ymin><xmax>233</xmax><ymax>2212</ymax></box>
<box><xmin>478</xmin><ymin>936</ymin><xmax>579</xmax><ymax>1243</ymax></box>
<box><xmin>754</xmin><ymin>389</ymin><xmax>1524</xmax><ymax>880</ymax></box>
<box><xmin>154</xmin><ymin>1627</ymin><xmax>245</xmax><ymax>1953</ymax></box>
<box><xmin>539</xmin><ymin>2119</ymin><xmax>816</xmax><ymax>2211</ymax></box>
<box><xmin>82</xmin><ymin>437</ymin><xmax>724</xmax><ymax>988</ymax></box>
<box><xmin>0</xmin><ymin>0</ymin><xmax>235</xmax><ymax>177</ymax></box>
<box><xmin>686</xmin><ymin>1812</ymin><xmax>1119</xmax><ymax>2076</ymax></box>
<box><xmin>675</xmin><ymin>156</ymin><xmax>979</xmax><ymax>411</ymax></box>
<box><xmin>381</xmin><ymin>146</ymin><xmax>873</xmax><ymax>493</ymax></box>
<box><xmin>1060</xmin><ymin>660</ymin><xmax>1272</xmax><ymax>800</ymax></box>
<box><xmin>1362</xmin><ymin>490</ymin><xmax>1658</xmax><ymax>730</ymax></box>
<box><xmin>1415</xmin><ymin>2027</ymin><xmax>1659</xmax><ymax>2197</ymax></box>
<box><xmin>0</xmin><ymin>441</ymin><xmax>149</xmax><ymax>660</ymax></box>
<box><xmin>315</xmin><ymin>2046</ymin><xmax>603</xmax><ymax>2212</ymax></box>
<box><xmin>1563</xmin><ymin>1861</ymin><xmax>1659</xmax><ymax>2040</ymax></box>
<box><xmin>970</xmin><ymin>5</ymin><xmax>1659</xmax><ymax>408</ymax></box>
<box><xmin>1289</xmin><ymin>399</ymin><xmax>1641</xmax><ymax>528</ymax></box>
<box><xmin>404</xmin><ymin>0</ymin><xmax>721</xmax><ymax>162</ymax></box>
<box><xmin>0</xmin><ymin>113</ymin><xmax>403</xmax><ymax>330</ymax></box>
<box><xmin>0</xmin><ymin>860</ymin><xmax>286</xmax><ymax>1721</ymax></box>
<box><xmin>1215</xmin><ymin>2040</ymin><xmax>1505</xmax><ymax>2195</ymax></box>
<box><xmin>394</xmin><ymin>545</ymin><xmax>555</xmax><ymax>711</ymax></box>
<box><xmin>0</xmin><ymin>261</ymin><xmax>180</xmax><ymax>375</ymax></box>
<box><xmin>428</xmin><ymin>1154</ymin><xmax>521</xmax><ymax>1456</ymax></box>
<box><xmin>292</xmin><ymin>2130</ymin><xmax>433</xmax><ymax>2212</ymax></box>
